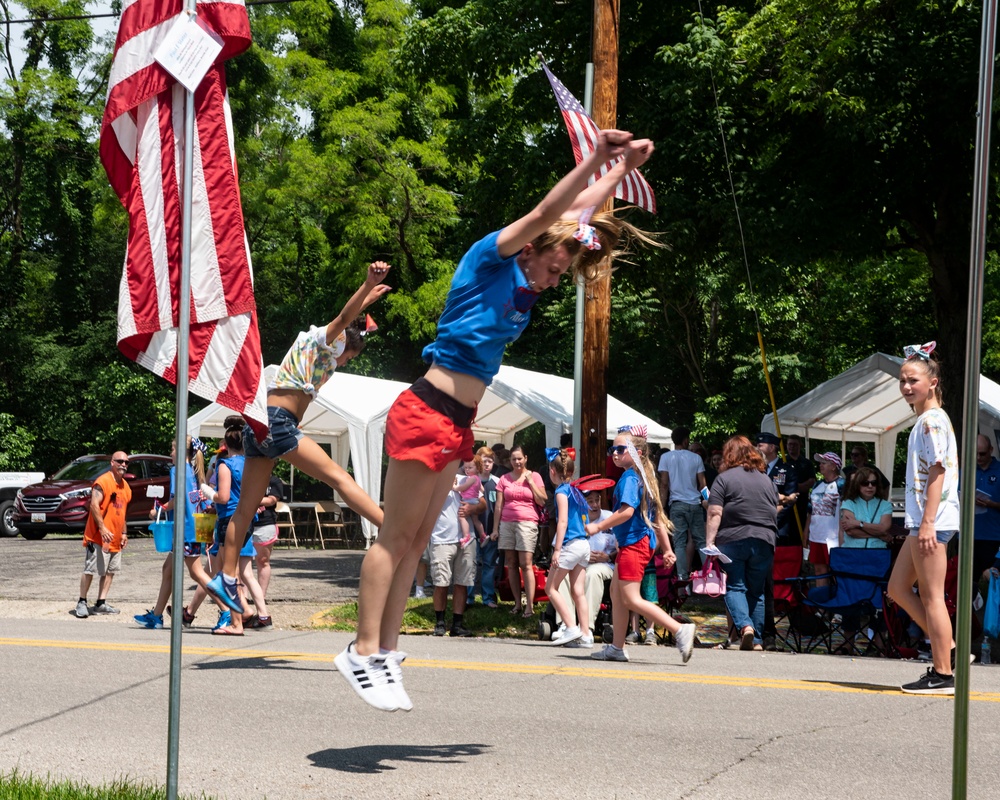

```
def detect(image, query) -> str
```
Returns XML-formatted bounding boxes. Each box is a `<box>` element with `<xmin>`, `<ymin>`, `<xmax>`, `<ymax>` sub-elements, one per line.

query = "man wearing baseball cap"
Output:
<box><xmin>805</xmin><ymin>452</ymin><xmax>844</xmax><ymax>585</ymax></box>
<box><xmin>755</xmin><ymin>433</ymin><xmax>799</xmax><ymax>544</ymax></box>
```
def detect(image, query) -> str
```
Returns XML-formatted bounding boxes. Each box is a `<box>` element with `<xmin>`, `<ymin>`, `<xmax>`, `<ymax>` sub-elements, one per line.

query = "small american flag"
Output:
<box><xmin>542</xmin><ymin>62</ymin><xmax>656</xmax><ymax>213</ymax></box>
<box><xmin>99</xmin><ymin>0</ymin><xmax>268</xmax><ymax>439</ymax></box>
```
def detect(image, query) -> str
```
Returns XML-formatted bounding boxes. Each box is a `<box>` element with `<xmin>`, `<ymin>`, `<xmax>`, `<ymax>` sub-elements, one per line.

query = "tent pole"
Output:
<box><xmin>954</xmin><ymin>2</ymin><xmax>997</xmax><ymax>796</ymax></box>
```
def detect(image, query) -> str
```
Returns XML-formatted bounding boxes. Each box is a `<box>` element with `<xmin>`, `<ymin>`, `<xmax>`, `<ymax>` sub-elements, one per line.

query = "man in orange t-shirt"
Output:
<box><xmin>75</xmin><ymin>452</ymin><xmax>132</xmax><ymax>618</ymax></box>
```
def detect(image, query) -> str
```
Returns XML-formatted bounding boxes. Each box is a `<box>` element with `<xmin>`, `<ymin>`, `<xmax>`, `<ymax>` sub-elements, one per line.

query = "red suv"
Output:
<box><xmin>13</xmin><ymin>454</ymin><xmax>172</xmax><ymax>540</ymax></box>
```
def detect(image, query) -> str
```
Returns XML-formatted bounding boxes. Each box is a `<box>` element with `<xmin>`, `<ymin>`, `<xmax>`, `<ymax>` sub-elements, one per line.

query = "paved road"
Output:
<box><xmin>0</xmin><ymin>534</ymin><xmax>364</xmax><ymax>628</ymax></box>
<box><xmin>2</xmin><ymin>537</ymin><xmax>1000</xmax><ymax>799</ymax></box>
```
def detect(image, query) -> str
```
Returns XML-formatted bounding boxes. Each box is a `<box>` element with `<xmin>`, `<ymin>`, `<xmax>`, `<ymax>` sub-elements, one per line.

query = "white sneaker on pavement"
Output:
<box><xmin>675</xmin><ymin>623</ymin><xmax>696</xmax><ymax>663</ymax></box>
<box><xmin>551</xmin><ymin>625</ymin><xmax>583</xmax><ymax>646</ymax></box>
<box><xmin>334</xmin><ymin>642</ymin><xmax>398</xmax><ymax>712</ymax></box>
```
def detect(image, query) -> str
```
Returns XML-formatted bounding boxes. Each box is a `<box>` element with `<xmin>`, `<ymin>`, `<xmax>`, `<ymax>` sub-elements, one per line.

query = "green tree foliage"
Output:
<box><xmin>0</xmin><ymin>0</ymin><xmax>997</xmax><ymax>472</ymax></box>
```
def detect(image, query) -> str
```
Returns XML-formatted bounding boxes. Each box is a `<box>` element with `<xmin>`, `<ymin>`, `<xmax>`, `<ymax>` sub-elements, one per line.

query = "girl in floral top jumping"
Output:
<box><xmin>206</xmin><ymin>262</ymin><xmax>390</xmax><ymax>615</ymax></box>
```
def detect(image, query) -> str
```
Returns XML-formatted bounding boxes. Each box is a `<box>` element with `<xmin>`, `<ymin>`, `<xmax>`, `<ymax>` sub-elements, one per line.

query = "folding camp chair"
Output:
<box><xmin>802</xmin><ymin>547</ymin><xmax>891</xmax><ymax>655</ymax></box>
<box><xmin>771</xmin><ymin>545</ymin><xmax>809</xmax><ymax>652</ymax></box>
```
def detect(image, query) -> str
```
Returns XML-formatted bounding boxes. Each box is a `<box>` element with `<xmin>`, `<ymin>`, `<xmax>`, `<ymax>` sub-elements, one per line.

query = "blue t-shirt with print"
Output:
<box><xmin>421</xmin><ymin>229</ymin><xmax>538</xmax><ymax>384</ymax></box>
<box><xmin>556</xmin><ymin>483</ymin><xmax>588</xmax><ymax>544</ymax></box>
<box><xmin>611</xmin><ymin>469</ymin><xmax>657</xmax><ymax>549</ymax></box>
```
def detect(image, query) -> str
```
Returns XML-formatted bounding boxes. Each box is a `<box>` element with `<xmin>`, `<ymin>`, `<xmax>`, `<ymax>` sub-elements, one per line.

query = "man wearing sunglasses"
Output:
<box><xmin>75</xmin><ymin>452</ymin><xmax>133</xmax><ymax>618</ymax></box>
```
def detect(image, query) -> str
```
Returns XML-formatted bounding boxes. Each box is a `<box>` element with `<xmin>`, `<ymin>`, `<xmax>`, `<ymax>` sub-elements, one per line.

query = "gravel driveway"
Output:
<box><xmin>0</xmin><ymin>535</ymin><xmax>366</xmax><ymax>630</ymax></box>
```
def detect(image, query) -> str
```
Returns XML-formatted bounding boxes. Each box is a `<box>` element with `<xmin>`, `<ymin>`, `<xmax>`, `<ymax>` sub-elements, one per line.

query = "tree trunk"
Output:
<box><xmin>926</xmin><ymin>247</ymin><xmax>970</xmax><ymax>443</ymax></box>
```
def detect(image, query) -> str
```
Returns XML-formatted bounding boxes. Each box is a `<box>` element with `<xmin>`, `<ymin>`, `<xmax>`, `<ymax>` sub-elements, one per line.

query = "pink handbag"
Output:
<box><xmin>690</xmin><ymin>557</ymin><xmax>727</xmax><ymax>597</ymax></box>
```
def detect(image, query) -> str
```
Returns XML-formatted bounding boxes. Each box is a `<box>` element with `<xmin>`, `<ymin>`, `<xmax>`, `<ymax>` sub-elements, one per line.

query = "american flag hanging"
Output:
<box><xmin>99</xmin><ymin>0</ymin><xmax>268</xmax><ymax>439</ymax></box>
<box><xmin>541</xmin><ymin>62</ymin><xmax>656</xmax><ymax>214</ymax></box>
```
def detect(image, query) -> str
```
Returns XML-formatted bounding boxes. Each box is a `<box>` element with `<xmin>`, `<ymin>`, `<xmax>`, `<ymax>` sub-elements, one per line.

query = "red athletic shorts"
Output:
<box><xmin>616</xmin><ymin>538</ymin><xmax>653</xmax><ymax>582</ymax></box>
<box><xmin>385</xmin><ymin>379</ymin><xmax>475</xmax><ymax>472</ymax></box>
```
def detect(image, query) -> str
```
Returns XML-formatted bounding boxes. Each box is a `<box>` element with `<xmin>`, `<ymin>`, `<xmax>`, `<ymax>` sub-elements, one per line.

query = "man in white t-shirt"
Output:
<box><xmin>657</xmin><ymin>426</ymin><xmax>707</xmax><ymax>581</ymax></box>
<box><xmin>429</xmin><ymin>473</ymin><xmax>485</xmax><ymax>637</ymax></box>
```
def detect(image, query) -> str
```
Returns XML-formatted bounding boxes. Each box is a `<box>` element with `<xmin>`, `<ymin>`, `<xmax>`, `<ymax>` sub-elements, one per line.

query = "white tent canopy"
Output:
<box><xmin>487</xmin><ymin>365</ymin><xmax>673</xmax><ymax>448</ymax></box>
<box><xmin>760</xmin><ymin>352</ymin><xmax>1000</xmax><ymax>487</ymax></box>
<box><xmin>190</xmin><ymin>364</ymin><xmax>673</xmax><ymax>543</ymax></box>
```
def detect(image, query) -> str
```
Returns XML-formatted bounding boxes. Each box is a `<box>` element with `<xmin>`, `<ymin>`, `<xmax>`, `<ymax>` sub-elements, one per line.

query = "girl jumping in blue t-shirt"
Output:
<box><xmin>337</xmin><ymin>129</ymin><xmax>657</xmax><ymax>711</ymax></box>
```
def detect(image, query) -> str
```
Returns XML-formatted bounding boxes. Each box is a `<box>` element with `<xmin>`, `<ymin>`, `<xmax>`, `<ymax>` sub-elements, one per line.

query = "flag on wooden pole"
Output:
<box><xmin>99</xmin><ymin>0</ymin><xmax>268</xmax><ymax>438</ymax></box>
<box><xmin>542</xmin><ymin>61</ymin><xmax>656</xmax><ymax>213</ymax></box>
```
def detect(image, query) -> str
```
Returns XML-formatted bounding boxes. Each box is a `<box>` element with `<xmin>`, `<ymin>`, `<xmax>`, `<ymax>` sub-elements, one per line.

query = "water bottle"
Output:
<box><xmin>982</xmin><ymin>637</ymin><xmax>992</xmax><ymax>665</ymax></box>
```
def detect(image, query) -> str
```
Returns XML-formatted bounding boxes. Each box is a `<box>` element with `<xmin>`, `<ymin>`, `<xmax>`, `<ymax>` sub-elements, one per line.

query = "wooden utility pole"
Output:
<box><xmin>580</xmin><ymin>0</ymin><xmax>619</xmax><ymax>478</ymax></box>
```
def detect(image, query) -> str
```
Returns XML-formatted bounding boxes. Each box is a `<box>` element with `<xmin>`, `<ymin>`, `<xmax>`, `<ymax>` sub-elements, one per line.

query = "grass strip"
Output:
<box><xmin>0</xmin><ymin>769</ymin><xmax>215</xmax><ymax>799</ymax></box>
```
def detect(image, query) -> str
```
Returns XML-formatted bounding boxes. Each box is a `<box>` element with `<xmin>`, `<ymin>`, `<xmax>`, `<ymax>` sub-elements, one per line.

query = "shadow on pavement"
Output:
<box><xmin>191</xmin><ymin>656</ymin><xmax>330</xmax><ymax>673</ymax></box>
<box><xmin>307</xmin><ymin>743</ymin><xmax>491</xmax><ymax>774</ymax></box>
<box><xmin>805</xmin><ymin>679</ymin><xmax>903</xmax><ymax>694</ymax></box>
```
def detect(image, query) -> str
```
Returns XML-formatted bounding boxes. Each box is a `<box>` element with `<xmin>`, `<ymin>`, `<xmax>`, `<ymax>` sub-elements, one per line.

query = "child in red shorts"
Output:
<box><xmin>585</xmin><ymin>425</ymin><xmax>696</xmax><ymax>664</ymax></box>
<box><xmin>336</xmin><ymin>130</ymin><xmax>660</xmax><ymax>711</ymax></box>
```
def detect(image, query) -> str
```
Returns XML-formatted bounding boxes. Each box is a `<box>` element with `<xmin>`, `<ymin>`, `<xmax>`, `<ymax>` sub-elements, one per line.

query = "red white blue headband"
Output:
<box><xmin>903</xmin><ymin>341</ymin><xmax>935</xmax><ymax>361</ymax></box>
<box><xmin>617</xmin><ymin>424</ymin><xmax>648</xmax><ymax>439</ymax></box>
<box><xmin>572</xmin><ymin>206</ymin><xmax>602</xmax><ymax>251</ymax></box>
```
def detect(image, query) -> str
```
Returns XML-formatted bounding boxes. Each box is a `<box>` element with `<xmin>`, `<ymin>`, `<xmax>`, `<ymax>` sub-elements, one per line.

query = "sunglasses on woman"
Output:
<box><xmin>859</xmin><ymin>480</ymin><xmax>878</xmax><ymax>487</ymax></box>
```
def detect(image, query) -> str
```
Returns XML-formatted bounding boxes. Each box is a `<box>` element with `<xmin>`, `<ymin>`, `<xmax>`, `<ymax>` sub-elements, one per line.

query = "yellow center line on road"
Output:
<box><xmin>4</xmin><ymin>637</ymin><xmax>999</xmax><ymax>702</ymax></box>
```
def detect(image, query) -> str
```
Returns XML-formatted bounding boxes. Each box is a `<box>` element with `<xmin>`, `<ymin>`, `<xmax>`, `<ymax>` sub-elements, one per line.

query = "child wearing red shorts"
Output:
<box><xmin>585</xmin><ymin>425</ymin><xmax>696</xmax><ymax>664</ymax></box>
<box><xmin>335</xmin><ymin>130</ymin><xmax>659</xmax><ymax>711</ymax></box>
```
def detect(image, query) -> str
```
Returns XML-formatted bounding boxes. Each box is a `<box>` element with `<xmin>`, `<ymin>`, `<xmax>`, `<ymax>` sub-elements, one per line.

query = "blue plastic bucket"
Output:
<box><xmin>150</xmin><ymin>520</ymin><xmax>173</xmax><ymax>553</ymax></box>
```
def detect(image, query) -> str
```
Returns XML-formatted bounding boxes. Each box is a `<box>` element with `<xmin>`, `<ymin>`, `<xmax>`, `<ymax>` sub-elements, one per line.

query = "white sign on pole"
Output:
<box><xmin>153</xmin><ymin>11</ymin><xmax>224</xmax><ymax>93</ymax></box>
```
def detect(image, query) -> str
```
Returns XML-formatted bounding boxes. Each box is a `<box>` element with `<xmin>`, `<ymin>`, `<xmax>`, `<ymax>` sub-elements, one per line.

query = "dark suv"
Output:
<box><xmin>12</xmin><ymin>454</ymin><xmax>172</xmax><ymax>540</ymax></box>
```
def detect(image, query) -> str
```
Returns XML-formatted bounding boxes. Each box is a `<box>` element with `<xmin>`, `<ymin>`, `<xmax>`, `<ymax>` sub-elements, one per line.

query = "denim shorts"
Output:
<box><xmin>908</xmin><ymin>528</ymin><xmax>957</xmax><ymax>545</ymax></box>
<box><xmin>243</xmin><ymin>405</ymin><xmax>303</xmax><ymax>460</ymax></box>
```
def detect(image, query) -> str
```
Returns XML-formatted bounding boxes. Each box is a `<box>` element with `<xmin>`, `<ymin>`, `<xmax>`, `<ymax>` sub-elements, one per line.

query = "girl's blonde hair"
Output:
<box><xmin>185</xmin><ymin>436</ymin><xmax>207</xmax><ymax>486</ymax></box>
<box><xmin>532</xmin><ymin>210</ymin><xmax>662</xmax><ymax>284</ymax></box>
<box><xmin>620</xmin><ymin>430</ymin><xmax>673</xmax><ymax>534</ymax></box>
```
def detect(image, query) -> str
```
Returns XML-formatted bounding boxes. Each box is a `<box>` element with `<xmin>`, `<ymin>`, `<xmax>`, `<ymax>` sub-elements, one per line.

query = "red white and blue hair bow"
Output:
<box><xmin>903</xmin><ymin>341</ymin><xmax>936</xmax><ymax>361</ymax></box>
<box><xmin>546</xmin><ymin>447</ymin><xmax>576</xmax><ymax>462</ymax></box>
<box><xmin>572</xmin><ymin>206</ymin><xmax>602</xmax><ymax>251</ymax></box>
<box><xmin>617</xmin><ymin>424</ymin><xmax>648</xmax><ymax>439</ymax></box>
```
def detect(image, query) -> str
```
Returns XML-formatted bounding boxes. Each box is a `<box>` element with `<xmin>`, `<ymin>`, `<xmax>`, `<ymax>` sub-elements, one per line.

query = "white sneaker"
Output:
<box><xmin>675</xmin><ymin>623</ymin><xmax>696</xmax><ymax>664</ymax></box>
<box><xmin>379</xmin><ymin>650</ymin><xmax>413</xmax><ymax>712</ymax></box>
<box><xmin>645</xmin><ymin>628</ymin><xmax>657</xmax><ymax>646</ymax></box>
<box><xmin>591</xmin><ymin>644</ymin><xmax>629</xmax><ymax>662</ymax></box>
<box><xmin>413</xmin><ymin>586</ymin><xmax>426</xmax><ymax>599</ymax></box>
<box><xmin>552</xmin><ymin>625</ymin><xmax>583</xmax><ymax>646</ymax></box>
<box><xmin>550</xmin><ymin>622</ymin><xmax>567</xmax><ymax>641</ymax></box>
<box><xmin>74</xmin><ymin>600</ymin><xmax>89</xmax><ymax>619</ymax></box>
<box><xmin>566</xmin><ymin>633</ymin><xmax>594</xmax><ymax>649</ymax></box>
<box><xmin>334</xmin><ymin>642</ymin><xmax>398</xmax><ymax>712</ymax></box>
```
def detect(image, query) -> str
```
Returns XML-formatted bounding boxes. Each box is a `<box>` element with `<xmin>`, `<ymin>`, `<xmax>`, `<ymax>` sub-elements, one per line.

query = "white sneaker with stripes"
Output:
<box><xmin>334</xmin><ymin>641</ymin><xmax>399</xmax><ymax>712</ymax></box>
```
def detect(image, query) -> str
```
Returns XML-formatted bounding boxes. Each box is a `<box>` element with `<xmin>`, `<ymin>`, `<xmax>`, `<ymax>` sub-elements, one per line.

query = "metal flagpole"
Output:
<box><xmin>573</xmin><ymin>62</ymin><xmax>595</xmax><ymax>461</ymax></box>
<box><xmin>954</xmin><ymin>2</ymin><xmax>997</xmax><ymax>797</ymax></box>
<box><xmin>166</xmin><ymin>2</ymin><xmax>200</xmax><ymax>797</ymax></box>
